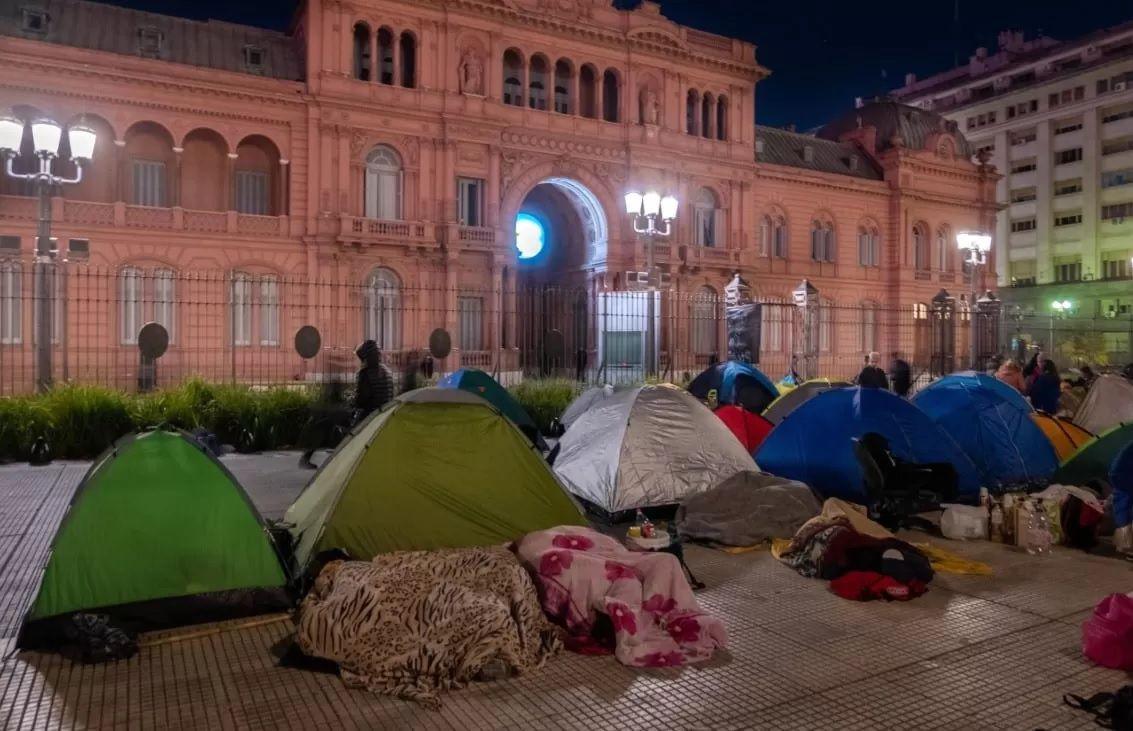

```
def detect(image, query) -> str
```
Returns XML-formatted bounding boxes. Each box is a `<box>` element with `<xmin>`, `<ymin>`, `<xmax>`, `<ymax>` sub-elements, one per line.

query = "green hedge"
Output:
<box><xmin>508</xmin><ymin>378</ymin><xmax>580</xmax><ymax>434</ymax></box>
<box><xmin>0</xmin><ymin>380</ymin><xmax>315</xmax><ymax>463</ymax></box>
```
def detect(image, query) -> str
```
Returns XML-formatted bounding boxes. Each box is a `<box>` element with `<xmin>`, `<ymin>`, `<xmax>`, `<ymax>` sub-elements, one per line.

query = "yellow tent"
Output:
<box><xmin>1030</xmin><ymin>412</ymin><xmax>1093</xmax><ymax>462</ymax></box>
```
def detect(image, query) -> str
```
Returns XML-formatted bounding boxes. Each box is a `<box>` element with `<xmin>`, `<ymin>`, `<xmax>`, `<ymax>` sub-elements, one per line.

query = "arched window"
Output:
<box><xmin>259</xmin><ymin>275</ymin><xmax>279</xmax><ymax>346</ymax></box>
<box><xmin>859</xmin><ymin>301</ymin><xmax>878</xmax><ymax>353</ymax></box>
<box><xmin>154</xmin><ymin>268</ymin><xmax>175</xmax><ymax>342</ymax></box>
<box><xmin>579</xmin><ymin>65</ymin><xmax>598</xmax><ymax>118</ymax></box>
<box><xmin>937</xmin><ymin>226</ymin><xmax>954</xmax><ymax>271</ymax></box>
<box><xmin>553</xmin><ymin>59</ymin><xmax>572</xmax><ymax>114</ymax></box>
<box><xmin>759</xmin><ymin>215</ymin><xmax>772</xmax><ymax>256</ymax></box>
<box><xmin>693</xmin><ymin>187</ymin><xmax>721</xmax><ymax>248</ymax></box>
<box><xmin>120</xmin><ymin>266</ymin><xmax>142</xmax><ymax>345</ymax></box>
<box><xmin>701</xmin><ymin>92</ymin><xmax>713</xmax><ymax>139</ymax></box>
<box><xmin>503</xmin><ymin>49</ymin><xmax>523</xmax><ymax>106</ymax></box>
<box><xmin>818</xmin><ymin>298</ymin><xmax>835</xmax><ymax>353</ymax></box>
<box><xmin>811</xmin><ymin>219</ymin><xmax>835</xmax><ymax>262</ymax></box>
<box><xmin>0</xmin><ymin>261</ymin><xmax>21</xmax><ymax>344</ymax></box>
<box><xmin>377</xmin><ymin>27</ymin><xmax>394</xmax><ymax>85</ymax></box>
<box><xmin>913</xmin><ymin>223</ymin><xmax>930</xmax><ymax>271</ymax></box>
<box><xmin>366</xmin><ymin>267</ymin><xmax>401</xmax><ymax>350</ymax></box>
<box><xmin>529</xmin><ymin>55</ymin><xmax>549</xmax><ymax>111</ymax></box>
<box><xmin>686</xmin><ymin>90</ymin><xmax>699</xmax><ymax>135</ymax></box>
<box><xmin>364</xmin><ymin>145</ymin><xmax>402</xmax><ymax>220</ymax></box>
<box><xmin>716</xmin><ymin>96</ymin><xmax>728</xmax><ymax>141</ymax></box>
<box><xmin>691</xmin><ymin>285</ymin><xmax>718</xmax><ymax>356</ymax></box>
<box><xmin>602</xmin><ymin>69</ymin><xmax>619</xmax><ymax>122</ymax></box>
<box><xmin>231</xmin><ymin>271</ymin><xmax>252</xmax><ymax>346</ymax></box>
<box><xmin>352</xmin><ymin>23</ymin><xmax>372</xmax><ymax>81</ymax></box>
<box><xmin>858</xmin><ymin>226</ymin><xmax>880</xmax><ymax>267</ymax></box>
<box><xmin>772</xmin><ymin>216</ymin><xmax>788</xmax><ymax>258</ymax></box>
<box><xmin>399</xmin><ymin>32</ymin><xmax>416</xmax><ymax>88</ymax></box>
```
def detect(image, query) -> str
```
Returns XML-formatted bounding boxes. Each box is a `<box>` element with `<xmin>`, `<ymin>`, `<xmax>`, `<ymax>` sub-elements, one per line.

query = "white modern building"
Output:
<box><xmin>892</xmin><ymin>25</ymin><xmax>1133</xmax><ymax>348</ymax></box>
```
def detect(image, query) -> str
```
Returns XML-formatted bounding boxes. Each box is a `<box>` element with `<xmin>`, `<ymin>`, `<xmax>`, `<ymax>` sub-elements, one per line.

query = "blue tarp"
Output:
<box><xmin>755</xmin><ymin>386</ymin><xmax>982</xmax><ymax>502</ymax></box>
<box><xmin>1111</xmin><ymin>442</ymin><xmax>1133</xmax><ymax>528</ymax></box>
<box><xmin>913</xmin><ymin>372</ymin><xmax>1057</xmax><ymax>487</ymax></box>
<box><xmin>688</xmin><ymin>361</ymin><xmax>779</xmax><ymax>412</ymax></box>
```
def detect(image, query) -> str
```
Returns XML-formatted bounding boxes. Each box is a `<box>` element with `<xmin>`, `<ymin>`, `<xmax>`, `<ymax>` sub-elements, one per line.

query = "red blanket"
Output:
<box><xmin>515</xmin><ymin>527</ymin><xmax>726</xmax><ymax>668</ymax></box>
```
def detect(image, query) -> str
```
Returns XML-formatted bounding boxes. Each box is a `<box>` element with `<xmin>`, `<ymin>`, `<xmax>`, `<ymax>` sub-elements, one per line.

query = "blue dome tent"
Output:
<box><xmin>913</xmin><ymin>372</ymin><xmax>1057</xmax><ymax>487</ymax></box>
<box><xmin>687</xmin><ymin>361</ymin><xmax>779</xmax><ymax>413</ymax></box>
<box><xmin>1111</xmin><ymin>442</ymin><xmax>1133</xmax><ymax>534</ymax></box>
<box><xmin>756</xmin><ymin>386</ymin><xmax>981</xmax><ymax>502</ymax></box>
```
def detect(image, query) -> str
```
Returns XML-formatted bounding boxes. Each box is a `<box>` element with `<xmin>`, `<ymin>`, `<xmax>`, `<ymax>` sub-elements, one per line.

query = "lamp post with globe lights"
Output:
<box><xmin>956</xmin><ymin>231</ymin><xmax>992</xmax><ymax>370</ymax></box>
<box><xmin>624</xmin><ymin>190</ymin><xmax>677</xmax><ymax>377</ymax></box>
<box><xmin>0</xmin><ymin>116</ymin><xmax>96</xmax><ymax>392</ymax></box>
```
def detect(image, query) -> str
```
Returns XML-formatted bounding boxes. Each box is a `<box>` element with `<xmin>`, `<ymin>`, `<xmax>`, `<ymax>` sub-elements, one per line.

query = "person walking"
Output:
<box><xmin>297</xmin><ymin>376</ymin><xmax>351</xmax><ymax>469</ymax></box>
<box><xmin>353</xmin><ymin>339</ymin><xmax>394</xmax><ymax>423</ymax></box>
<box><xmin>856</xmin><ymin>351</ymin><xmax>889</xmax><ymax>390</ymax></box>
<box><xmin>888</xmin><ymin>352</ymin><xmax>911</xmax><ymax>397</ymax></box>
<box><xmin>1029</xmin><ymin>359</ymin><xmax>1062</xmax><ymax>414</ymax></box>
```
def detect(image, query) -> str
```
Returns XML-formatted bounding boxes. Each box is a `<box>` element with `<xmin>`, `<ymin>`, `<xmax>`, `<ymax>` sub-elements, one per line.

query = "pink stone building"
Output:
<box><xmin>0</xmin><ymin>0</ymin><xmax>999</xmax><ymax>390</ymax></box>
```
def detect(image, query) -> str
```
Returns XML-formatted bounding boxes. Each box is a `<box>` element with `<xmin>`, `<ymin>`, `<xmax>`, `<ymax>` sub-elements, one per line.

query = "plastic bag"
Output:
<box><xmin>940</xmin><ymin>504</ymin><xmax>988</xmax><ymax>541</ymax></box>
<box><xmin>1083</xmin><ymin>593</ymin><xmax>1133</xmax><ymax>670</ymax></box>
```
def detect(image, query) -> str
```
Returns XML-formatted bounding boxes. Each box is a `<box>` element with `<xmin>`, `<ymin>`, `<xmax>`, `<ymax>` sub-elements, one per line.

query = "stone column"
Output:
<box><xmin>171</xmin><ymin>146</ymin><xmax>183</xmax><ymax>207</ymax></box>
<box><xmin>392</xmin><ymin>32</ymin><xmax>401</xmax><ymax>87</ymax></box>
<box><xmin>487</xmin><ymin>145</ymin><xmax>500</xmax><ymax>228</ymax></box>
<box><xmin>369</xmin><ymin>29</ymin><xmax>378</xmax><ymax>83</ymax></box>
<box><xmin>113</xmin><ymin>139</ymin><xmax>126</xmax><ymax>202</ymax></box>
<box><xmin>490</xmin><ymin>257</ymin><xmax>502</xmax><ymax>351</ymax></box>
<box><xmin>225</xmin><ymin>152</ymin><xmax>237</xmax><ymax>211</ymax></box>
<box><xmin>278</xmin><ymin>159</ymin><xmax>290</xmax><ymax>216</ymax></box>
<box><xmin>339</xmin><ymin>7</ymin><xmax>352</xmax><ymax>74</ymax></box>
<box><xmin>444</xmin><ymin>249</ymin><xmax>460</xmax><ymax>368</ymax></box>
<box><xmin>596</xmin><ymin>74</ymin><xmax>604</xmax><ymax>121</ymax></box>
<box><xmin>571</xmin><ymin>68</ymin><xmax>580</xmax><ymax>116</ymax></box>
<box><xmin>521</xmin><ymin>59</ymin><xmax>529</xmax><ymax>109</ymax></box>
<box><xmin>504</xmin><ymin>265</ymin><xmax>517</xmax><ymax>352</ymax></box>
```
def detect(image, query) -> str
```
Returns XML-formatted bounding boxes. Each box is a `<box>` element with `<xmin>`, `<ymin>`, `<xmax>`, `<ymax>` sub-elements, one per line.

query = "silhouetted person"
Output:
<box><xmin>1030</xmin><ymin>359</ymin><xmax>1061</xmax><ymax>414</ymax></box>
<box><xmin>354</xmin><ymin>339</ymin><xmax>394</xmax><ymax>423</ymax></box>
<box><xmin>856</xmin><ymin>351</ymin><xmax>889</xmax><ymax>390</ymax></box>
<box><xmin>298</xmin><ymin>378</ymin><xmax>350</xmax><ymax>470</ymax></box>
<box><xmin>888</xmin><ymin>352</ymin><xmax>911</xmax><ymax>397</ymax></box>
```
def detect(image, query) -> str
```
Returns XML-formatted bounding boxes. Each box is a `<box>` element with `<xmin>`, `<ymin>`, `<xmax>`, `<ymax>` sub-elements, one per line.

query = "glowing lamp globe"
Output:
<box><xmin>515</xmin><ymin>213</ymin><xmax>545</xmax><ymax>260</ymax></box>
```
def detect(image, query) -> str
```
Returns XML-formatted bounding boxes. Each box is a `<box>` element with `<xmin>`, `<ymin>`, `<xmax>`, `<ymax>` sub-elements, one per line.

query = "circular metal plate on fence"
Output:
<box><xmin>137</xmin><ymin>322</ymin><xmax>169</xmax><ymax>359</ymax></box>
<box><xmin>429</xmin><ymin>328</ymin><xmax>452</xmax><ymax>359</ymax></box>
<box><xmin>544</xmin><ymin>329</ymin><xmax>565</xmax><ymax>362</ymax></box>
<box><xmin>294</xmin><ymin>325</ymin><xmax>322</xmax><ymax>359</ymax></box>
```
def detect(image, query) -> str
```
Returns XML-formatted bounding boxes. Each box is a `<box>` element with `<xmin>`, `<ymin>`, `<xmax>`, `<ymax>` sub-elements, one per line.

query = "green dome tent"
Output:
<box><xmin>1054</xmin><ymin>422</ymin><xmax>1133</xmax><ymax>489</ymax></box>
<box><xmin>23</xmin><ymin>429</ymin><xmax>287</xmax><ymax>632</ymax></box>
<box><xmin>284</xmin><ymin>388</ymin><xmax>584</xmax><ymax>573</ymax></box>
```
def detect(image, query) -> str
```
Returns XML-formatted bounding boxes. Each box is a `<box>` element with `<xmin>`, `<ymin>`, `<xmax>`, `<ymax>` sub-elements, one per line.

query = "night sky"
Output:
<box><xmin>105</xmin><ymin>0</ymin><xmax>1128</xmax><ymax>130</ymax></box>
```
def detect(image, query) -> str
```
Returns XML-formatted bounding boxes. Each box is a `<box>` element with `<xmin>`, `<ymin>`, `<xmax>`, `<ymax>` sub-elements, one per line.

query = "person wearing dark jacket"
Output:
<box><xmin>297</xmin><ymin>377</ymin><xmax>351</xmax><ymax>469</ymax></box>
<box><xmin>856</xmin><ymin>351</ymin><xmax>890</xmax><ymax>390</ymax></box>
<box><xmin>888</xmin><ymin>352</ymin><xmax>912</xmax><ymax>397</ymax></box>
<box><xmin>1029</xmin><ymin>359</ymin><xmax>1062</xmax><ymax>414</ymax></box>
<box><xmin>354</xmin><ymin>339</ymin><xmax>394</xmax><ymax>422</ymax></box>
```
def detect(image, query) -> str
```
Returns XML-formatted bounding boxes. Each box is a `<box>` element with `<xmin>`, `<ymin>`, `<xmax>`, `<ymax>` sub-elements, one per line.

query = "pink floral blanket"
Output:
<box><xmin>515</xmin><ymin>526</ymin><xmax>727</xmax><ymax>668</ymax></box>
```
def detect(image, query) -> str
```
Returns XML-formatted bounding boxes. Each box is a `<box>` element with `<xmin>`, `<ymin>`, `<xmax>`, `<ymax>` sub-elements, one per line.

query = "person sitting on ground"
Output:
<box><xmin>888</xmin><ymin>352</ymin><xmax>911</xmax><ymax>397</ymax></box>
<box><xmin>995</xmin><ymin>359</ymin><xmax>1026</xmax><ymax>394</ymax></box>
<box><xmin>354</xmin><ymin>339</ymin><xmax>394</xmax><ymax>423</ymax></box>
<box><xmin>1029</xmin><ymin>358</ymin><xmax>1062</xmax><ymax>414</ymax></box>
<box><xmin>856</xmin><ymin>351</ymin><xmax>890</xmax><ymax>390</ymax></box>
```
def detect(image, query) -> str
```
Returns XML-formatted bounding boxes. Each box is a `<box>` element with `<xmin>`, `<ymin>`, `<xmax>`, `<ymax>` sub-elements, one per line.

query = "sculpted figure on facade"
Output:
<box><xmin>641</xmin><ymin>87</ymin><xmax>660</xmax><ymax>126</ymax></box>
<box><xmin>459</xmin><ymin>50</ymin><xmax>484</xmax><ymax>96</ymax></box>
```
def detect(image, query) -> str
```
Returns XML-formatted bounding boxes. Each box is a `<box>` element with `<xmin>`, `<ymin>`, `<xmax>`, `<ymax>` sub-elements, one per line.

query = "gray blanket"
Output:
<box><xmin>677</xmin><ymin>471</ymin><xmax>821</xmax><ymax>546</ymax></box>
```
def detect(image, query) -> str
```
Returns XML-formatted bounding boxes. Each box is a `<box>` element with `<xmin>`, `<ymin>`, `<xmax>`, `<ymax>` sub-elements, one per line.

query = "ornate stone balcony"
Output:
<box><xmin>338</xmin><ymin>214</ymin><xmax>435</xmax><ymax>247</ymax></box>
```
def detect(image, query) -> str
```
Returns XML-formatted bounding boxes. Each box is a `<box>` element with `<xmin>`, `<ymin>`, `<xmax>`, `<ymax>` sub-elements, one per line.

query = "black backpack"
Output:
<box><xmin>1065</xmin><ymin>687</ymin><xmax>1133</xmax><ymax>729</ymax></box>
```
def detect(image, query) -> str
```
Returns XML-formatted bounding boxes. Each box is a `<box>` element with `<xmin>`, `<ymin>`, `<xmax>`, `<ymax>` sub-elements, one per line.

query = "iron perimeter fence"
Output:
<box><xmin>0</xmin><ymin>260</ymin><xmax>1129</xmax><ymax>396</ymax></box>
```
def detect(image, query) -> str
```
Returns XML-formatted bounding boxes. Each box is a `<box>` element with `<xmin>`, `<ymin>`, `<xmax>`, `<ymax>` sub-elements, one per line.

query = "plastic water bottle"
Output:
<box><xmin>1025</xmin><ymin>500</ymin><xmax>1053</xmax><ymax>556</ymax></box>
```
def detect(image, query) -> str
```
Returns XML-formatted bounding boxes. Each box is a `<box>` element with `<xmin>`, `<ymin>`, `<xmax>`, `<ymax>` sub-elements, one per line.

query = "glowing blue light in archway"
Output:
<box><xmin>515</xmin><ymin>213</ymin><xmax>545</xmax><ymax>259</ymax></box>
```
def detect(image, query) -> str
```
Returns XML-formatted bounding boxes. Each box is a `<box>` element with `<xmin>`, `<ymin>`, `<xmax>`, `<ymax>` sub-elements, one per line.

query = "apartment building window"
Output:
<box><xmin>1048</xmin><ymin>86</ymin><xmax>1085</xmax><ymax>109</ymax></box>
<box><xmin>1055</xmin><ymin>147</ymin><xmax>1083</xmax><ymax>165</ymax></box>
<box><xmin>1010</xmin><ymin>259</ymin><xmax>1037</xmax><ymax>287</ymax></box>
<box><xmin>1055</xmin><ymin>179</ymin><xmax>1083</xmax><ymax>196</ymax></box>
<box><xmin>1011</xmin><ymin>218</ymin><xmax>1037</xmax><ymax>233</ymax></box>
<box><xmin>1055</xmin><ymin>120</ymin><xmax>1083</xmax><ymax>134</ymax></box>
<box><xmin>1006</xmin><ymin>99</ymin><xmax>1039</xmax><ymax>119</ymax></box>
<box><xmin>234</xmin><ymin>171</ymin><xmax>269</xmax><ymax>215</ymax></box>
<box><xmin>1103</xmin><ymin>170</ymin><xmax>1133</xmax><ymax>189</ymax></box>
<box><xmin>1102</xmin><ymin>254</ymin><xmax>1132</xmax><ymax>280</ymax></box>
<box><xmin>131</xmin><ymin>160</ymin><xmax>166</xmax><ymax>207</ymax></box>
<box><xmin>1011</xmin><ymin>159</ymin><xmax>1037</xmax><ymax>174</ymax></box>
<box><xmin>457</xmin><ymin>177</ymin><xmax>484</xmax><ymax>227</ymax></box>
<box><xmin>967</xmin><ymin>111</ymin><xmax>998</xmax><ymax>130</ymax></box>
<box><xmin>1054</xmin><ymin>212</ymin><xmax>1083</xmax><ymax>227</ymax></box>
<box><xmin>1098</xmin><ymin>72</ymin><xmax>1133</xmax><ymax>95</ymax></box>
<box><xmin>1054</xmin><ymin>259</ymin><xmax>1082</xmax><ymax>283</ymax></box>
<box><xmin>1102</xmin><ymin>202</ymin><xmax>1133</xmax><ymax>221</ymax></box>
<box><xmin>1010</xmin><ymin>129</ymin><xmax>1037</xmax><ymax>146</ymax></box>
<box><xmin>1010</xmin><ymin>187</ymin><xmax>1037</xmax><ymax>203</ymax></box>
<box><xmin>458</xmin><ymin>296</ymin><xmax>484</xmax><ymax>350</ymax></box>
<box><xmin>975</xmin><ymin>143</ymin><xmax>995</xmax><ymax>158</ymax></box>
<box><xmin>1103</xmin><ymin>103</ymin><xmax>1133</xmax><ymax>124</ymax></box>
<box><xmin>1103</xmin><ymin>137</ymin><xmax>1133</xmax><ymax>156</ymax></box>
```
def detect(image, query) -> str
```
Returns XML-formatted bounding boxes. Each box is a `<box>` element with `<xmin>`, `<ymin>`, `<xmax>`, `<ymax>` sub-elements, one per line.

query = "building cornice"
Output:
<box><xmin>754</xmin><ymin>163</ymin><xmax>890</xmax><ymax>197</ymax></box>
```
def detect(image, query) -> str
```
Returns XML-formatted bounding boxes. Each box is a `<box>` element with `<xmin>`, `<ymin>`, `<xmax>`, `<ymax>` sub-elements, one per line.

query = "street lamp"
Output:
<box><xmin>624</xmin><ymin>189</ymin><xmax>678</xmax><ymax>377</ymax></box>
<box><xmin>956</xmin><ymin>231</ymin><xmax>993</xmax><ymax>370</ymax></box>
<box><xmin>0</xmin><ymin>115</ymin><xmax>96</xmax><ymax>392</ymax></box>
<box><xmin>1049</xmin><ymin>299</ymin><xmax>1073</xmax><ymax>360</ymax></box>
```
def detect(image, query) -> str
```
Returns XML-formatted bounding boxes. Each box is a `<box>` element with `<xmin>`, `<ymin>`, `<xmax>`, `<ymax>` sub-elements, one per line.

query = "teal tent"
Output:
<box><xmin>437</xmin><ymin>369</ymin><xmax>543</xmax><ymax>447</ymax></box>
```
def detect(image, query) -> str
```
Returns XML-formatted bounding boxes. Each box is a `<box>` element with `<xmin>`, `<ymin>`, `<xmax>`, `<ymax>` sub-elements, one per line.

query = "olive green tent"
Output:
<box><xmin>284</xmin><ymin>388</ymin><xmax>584</xmax><ymax>572</ymax></box>
<box><xmin>1054</xmin><ymin>422</ymin><xmax>1133</xmax><ymax>489</ymax></box>
<box><xmin>25</xmin><ymin>429</ymin><xmax>287</xmax><ymax>624</ymax></box>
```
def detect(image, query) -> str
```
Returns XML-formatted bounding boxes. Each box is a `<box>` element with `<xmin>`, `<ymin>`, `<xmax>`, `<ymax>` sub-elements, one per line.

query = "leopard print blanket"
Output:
<box><xmin>296</xmin><ymin>546</ymin><xmax>561</xmax><ymax>709</ymax></box>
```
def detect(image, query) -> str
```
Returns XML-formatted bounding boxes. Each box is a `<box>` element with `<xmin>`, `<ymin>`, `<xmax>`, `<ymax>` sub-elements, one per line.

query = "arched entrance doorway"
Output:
<box><xmin>511</xmin><ymin>177</ymin><xmax>608</xmax><ymax>378</ymax></box>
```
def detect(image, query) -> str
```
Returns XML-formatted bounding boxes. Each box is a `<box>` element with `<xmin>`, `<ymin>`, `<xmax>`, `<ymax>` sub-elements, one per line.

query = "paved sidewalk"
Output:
<box><xmin>0</xmin><ymin>455</ymin><xmax>1130</xmax><ymax>730</ymax></box>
